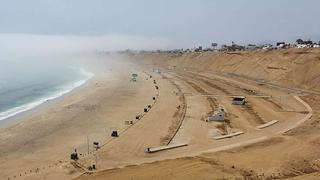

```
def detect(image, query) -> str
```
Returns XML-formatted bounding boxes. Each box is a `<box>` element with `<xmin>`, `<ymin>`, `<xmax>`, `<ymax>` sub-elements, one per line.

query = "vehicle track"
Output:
<box><xmin>160</xmin><ymin>74</ymin><xmax>187</xmax><ymax>145</ymax></box>
<box><xmin>175</xmin><ymin>71</ymin><xmax>232</xmax><ymax>95</ymax></box>
<box><xmin>170</xmin><ymin>73</ymin><xmax>219</xmax><ymax>113</ymax></box>
<box><xmin>172</xmin><ymin>71</ymin><xmax>267</xmax><ymax>125</ymax></box>
<box><xmin>185</xmin><ymin>71</ymin><xmax>284</xmax><ymax>111</ymax></box>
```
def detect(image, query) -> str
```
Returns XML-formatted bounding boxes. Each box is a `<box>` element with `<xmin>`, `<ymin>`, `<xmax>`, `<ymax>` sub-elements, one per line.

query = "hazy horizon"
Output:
<box><xmin>1</xmin><ymin>0</ymin><xmax>320</xmax><ymax>51</ymax></box>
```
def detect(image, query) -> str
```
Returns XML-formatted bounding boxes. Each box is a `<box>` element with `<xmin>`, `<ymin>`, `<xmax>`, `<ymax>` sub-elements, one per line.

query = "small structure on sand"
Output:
<box><xmin>232</xmin><ymin>96</ymin><xmax>246</xmax><ymax>105</ymax></box>
<box><xmin>93</xmin><ymin>142</ymin><xmax>100</xmax><ymax>150</ymax></box>
<box><xmin>111</xmin><ymin>131</ymin><xmax>119</xmax><ymax>137</ymax></box>
<box><xmin>154</xmin><ymin>69</ymin><xmax>161</xmax><ymax>73</ymax></box>
<box><xmin>131</xmin><ymin>73</ymin><xmax>138</xmax><ymax>81</ymax></box>
<box><xmin>207</xmin><ymin>107</ymin><xmax>225</xmax><ymax>122</ymax></box>
<box><xmin>125</xmin><ymin>120</ymin><xmax>134</xmax><ymax>125</ymax></box>
<box><xmin>70</xmin><ymin>149</ymin><xmax>78</xmax><ymax>160</ymax></box>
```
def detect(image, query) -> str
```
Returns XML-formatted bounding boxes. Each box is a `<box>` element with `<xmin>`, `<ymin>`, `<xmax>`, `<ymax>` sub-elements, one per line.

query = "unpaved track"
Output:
<box><xmin>170</xmin><ymin>73</ymin><xmax>219</xmax><ymax>112</ymax></box>
<box><xmin>74</xmin><ymin>68</ymin><xmax>313</xmax><ymax>180</ymax></box>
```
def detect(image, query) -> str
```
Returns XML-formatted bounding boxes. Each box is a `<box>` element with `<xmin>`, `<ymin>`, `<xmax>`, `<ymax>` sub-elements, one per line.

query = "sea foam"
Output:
<box><xmin>0</xmin><ymin>68</ymin><xmax>94</xmax><ymax>122</ymax></box>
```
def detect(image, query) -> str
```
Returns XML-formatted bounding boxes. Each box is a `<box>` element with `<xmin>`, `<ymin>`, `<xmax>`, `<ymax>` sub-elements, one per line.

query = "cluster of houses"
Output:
<box><xmin>223</xmin><ymin>39</ymin><xmax>320</xmax><ymax>52</ymax></box>
<box><xmin>157</xmin><ymin>39</ymin><xmax>320</xmax><ymax>54</ymax></box>
<box><xmin>266</xmin><ymin>40</ymin><xmax>320</xmax><ymax>49</ymax></box>
<box><xmin>295</xmin><ymin>39</ymin><xmax>320</xmax><ymax>48</ymax></box>
<box><xmin>114</xmin><ymin>38</ymin><xmax>320</xmax><ymax>55</ymax></box>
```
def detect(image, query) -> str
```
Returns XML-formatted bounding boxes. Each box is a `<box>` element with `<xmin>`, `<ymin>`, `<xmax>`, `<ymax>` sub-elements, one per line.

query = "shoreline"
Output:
<box><xmin>0</xmin><ymin>58</ymin><xmax>151</xmax><ymax>179</ymax></box>
<box><xmin>0</xmin><ymin>69</ymin><xmax>95</xmax><ymax>129</ymax></box>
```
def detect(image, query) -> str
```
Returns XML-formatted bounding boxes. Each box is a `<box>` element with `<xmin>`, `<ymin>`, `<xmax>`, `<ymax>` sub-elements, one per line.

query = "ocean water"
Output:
<box><xmin>0</xmin><ymin>60</ymin><xmax>94</xmax><ymax>121</ymax></box>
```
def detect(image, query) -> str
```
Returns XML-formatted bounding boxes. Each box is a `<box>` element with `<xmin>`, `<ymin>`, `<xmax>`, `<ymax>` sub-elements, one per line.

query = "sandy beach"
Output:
<box><xmin>0</xmin><ymin>55</ymin><xmax>157</xmax><ymax>179</ymax></box>
<box><xmin>1</xmin><ymin>49</ymin><xmax>320</xmax><ymax>180</ymax></box>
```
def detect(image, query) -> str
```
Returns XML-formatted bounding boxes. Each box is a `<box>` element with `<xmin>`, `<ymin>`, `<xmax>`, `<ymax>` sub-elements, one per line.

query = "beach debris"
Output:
<box><xmin>111</xmin><ymin>131</ymin><xmax>119</xmax><ymax>137</ymax></box>
<box><xmin>148</xmin><ymin>105</ymin><xmax>152</xmax><ymax>108</ymax></box>
<box><xmin>144</xmin><ymin>108</ymin><xmax>148</xmax><ymax>112</ymax></box>
<box><xmin>153</xmin><ymin>80</ymin><xmax>157</xmax><ymax>84</ymax></box>
<box><xmin>155</xmin><ymin>85</ymin><xmax>159</xmax><ymax>90</ymax></box>
<box><xmin>152</xmin><ymin>97</ymin><xmax>156</xmax><ymax>100</ymax></box>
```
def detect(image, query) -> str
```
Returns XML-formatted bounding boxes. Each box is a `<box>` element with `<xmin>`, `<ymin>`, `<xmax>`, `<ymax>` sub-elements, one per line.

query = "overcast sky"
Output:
<box><xmin>1</xmin><ymin>0</ymin><xmax>320</xmax><ymax>50</ymax></box>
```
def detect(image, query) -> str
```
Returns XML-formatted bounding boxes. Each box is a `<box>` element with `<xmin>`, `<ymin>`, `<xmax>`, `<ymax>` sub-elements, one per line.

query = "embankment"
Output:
<box><xmin>132</xmin><ymin>48</ymin><xmax>320</xmax><ymax>92</ymax></box>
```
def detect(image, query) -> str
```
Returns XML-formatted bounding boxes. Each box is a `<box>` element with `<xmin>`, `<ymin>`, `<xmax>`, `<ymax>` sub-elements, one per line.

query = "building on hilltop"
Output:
<box><xmin>276</xmin><ymin>42</ymin><xmax>286</xmax><ymax>48</ymax></box>
<box><xmin>295</xmin><ymin>39</ymin><xmax>314</xmax><ymax>48</ymax></box>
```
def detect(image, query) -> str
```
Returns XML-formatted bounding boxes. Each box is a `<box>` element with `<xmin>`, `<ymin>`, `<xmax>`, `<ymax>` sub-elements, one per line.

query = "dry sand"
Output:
<box><xmin>1</xmin><ymin>49</ymin><xmax>320</xmax><ymax>180</ymax></box>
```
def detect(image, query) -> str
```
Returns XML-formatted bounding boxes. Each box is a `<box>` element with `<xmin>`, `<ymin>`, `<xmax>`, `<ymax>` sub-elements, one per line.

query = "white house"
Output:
<box><xmin>297</xmin><ymin>44</ymin><xmax>308</xmax><ymax>48</ymax></box>
<box><xmin>313</xmin><ymin>44</ymin><xmax>320</xmax><ymax>48</ymax></box>
<box><xmin>276</xmin><ymin>42</ymin><xmax>286</xmax><ymax>48</ymax></box>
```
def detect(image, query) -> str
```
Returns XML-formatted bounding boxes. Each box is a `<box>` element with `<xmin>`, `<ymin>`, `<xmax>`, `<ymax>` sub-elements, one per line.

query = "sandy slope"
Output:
<box><xmin>1</xmin><ymin>49</ymin><xmax>320</xmax><ymax>180</ymax></box>
<box><xmin>76</xmin><ymin>49</ymin><xmax>320</xmax><ymax>180</ymax></box>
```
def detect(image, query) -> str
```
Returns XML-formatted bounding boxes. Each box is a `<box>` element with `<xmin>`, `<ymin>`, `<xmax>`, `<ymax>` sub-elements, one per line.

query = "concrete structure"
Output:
<box><xmin>146</xmin><ymin>143</ymin><xmax>188</xmax><ymax>153</ymax></box>
<box><xmin>232</xmin><ymin>96</ymin><xmax>246</xmax><ymax>105</ymax></box>
<box><xmin>214</xmin><ymin>131</ymin><xmax>244</xmax><ymax>140</ymax></box>
<box><xmin>256</xmin><ymin>120</ymin><xmax>279</xmax><ymax>130</ymax></box>
<box><xmin>207</xmin><ymin>107</ymin><xmax>225</xmax><ymax>122</ymax></box>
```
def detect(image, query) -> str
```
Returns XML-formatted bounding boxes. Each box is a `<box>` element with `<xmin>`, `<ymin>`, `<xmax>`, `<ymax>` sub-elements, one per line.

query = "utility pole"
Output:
<box><xmin>224</xmin><ymin>120</ymin><xmax>228</xmax><ymax>135</ymax></box>
<box><xmin>87</xmin><ymin>135</ymin><xmax>89</xmax><ymax>154</ymax></box>
<box><xmin>94</xmin><ymin>153</ymin><xmax>98</xmax><ymax>169</ymax></box>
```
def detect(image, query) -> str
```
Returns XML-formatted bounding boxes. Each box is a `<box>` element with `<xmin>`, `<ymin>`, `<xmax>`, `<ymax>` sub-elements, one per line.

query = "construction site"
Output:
<box><xmin>1</xmin><ymin>48</ymin><xmax>320</xmax><ymax>180</ymax></box>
